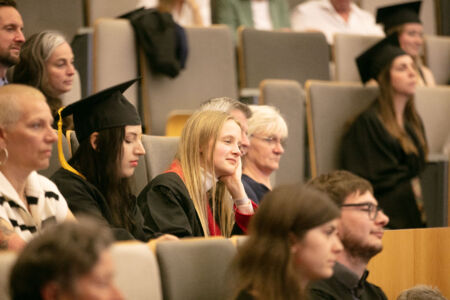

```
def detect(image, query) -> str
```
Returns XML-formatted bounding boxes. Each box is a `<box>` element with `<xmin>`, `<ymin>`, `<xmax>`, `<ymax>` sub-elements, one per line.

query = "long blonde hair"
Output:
<box><xmin>177</xmin><ymin>110</ymin><xmax>237</xmax><ymax>237</ymax></box>
<box><xmin>376</xmin><ymin>62</ymin><xmax>428</xmax><ymax>156</ymax></box>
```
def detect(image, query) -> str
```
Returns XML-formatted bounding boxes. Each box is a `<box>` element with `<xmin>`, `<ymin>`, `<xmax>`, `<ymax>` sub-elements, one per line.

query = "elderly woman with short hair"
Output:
<box><xmin>0</xmin><ymin>84</ymin><xmax>74</xmax><ymax>251</ymax></box>
<box><xmin>242</xmin><ymin>105</ymin><xmax>288</xmax><ymax>204</ymax></box>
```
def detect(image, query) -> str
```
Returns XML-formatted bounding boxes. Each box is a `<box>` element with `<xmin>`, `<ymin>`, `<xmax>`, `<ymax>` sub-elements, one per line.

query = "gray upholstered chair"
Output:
<box><xmin>424</xmin><ymin>35</ymin><xmax>450</xmax><ymax>85</ymax></box>
<box><xmin>93</xmin><ymin>18</ymin><xmax>139</xmax><ymax>108</ymax></box>
<box><xmin>38</xmin><ymin>132</ymin><xmax>71</xmax><ymax>178</ymax></box>
<box><xmin>0</xmin><ymin>251</ymin><xmax>16</xmax><ymax>300</ymax></box>
<box><xmin>333</xmin><ymin>33</ymin><xmax>382</xmax><ymax>82</ymax></box>
<box><xmin>155</xmin><ymin>238</ymin><xmax>236</xmax><ymax>300</ymax></box>
<box><xmin>141</xmin><ymin>25</ymin><xmax>238</xmax><ymax>135</ymax></box>
<box><xmin>110</xmin><ymin>241</ymin><xmax>163</xmax><ymax>300</ymax></box>
<box><xmin>238</xmin><ymin>28</ymin><xmax>330</xmax><ymax>90</ymax></box>
<box><xmin>305</xmin><ymin>80</ymin><xmax>377</xmax><ymax>178</ymax></box>
<box><xmin>415</xmin><ymin>86</ymin><xmax>450</xmax><ymax>226</ymax></box>
<box><xmin>259</xmin><ymin>79</ymin><xmax>306</xmax><ymax>185</ymax></box>
<box><xmin>86</xmin><ymin>0</ymin><xmax>139</xmax><ymax>26</ymax></box>
<box><xmin>141</xmin><ymin>135</ymin><xmax>179</xmax><ymax>183</ymax></box>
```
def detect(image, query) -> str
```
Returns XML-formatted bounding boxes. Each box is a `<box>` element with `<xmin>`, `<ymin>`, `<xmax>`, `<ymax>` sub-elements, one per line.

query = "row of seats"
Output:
<box><xmin>2</xmin><ymin>227</ymin><xmax>450</xmax><ymax>300</ymax></box>
<box><xmin>89</xmin><ymin>18</ymin><xmax>450</xmax><ymax>135</ymax></box>
<box><xmin>42</xmin><ymin>81</ymin><xmax>450</xmax><ymax>227</ymax></box>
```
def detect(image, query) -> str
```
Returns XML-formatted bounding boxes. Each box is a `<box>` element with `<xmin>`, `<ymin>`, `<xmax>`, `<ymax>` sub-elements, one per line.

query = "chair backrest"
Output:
<box><xmin>93</xmin><ymin>18</ymin><xmax>139</xmax><ymax>108</ymax></box>
<box><xmin>110</xmin><ymin>241</ymin><xmax>163</xmax><ymax>300</ymax></box>
<box><xmin>305</xmin><ymin>80</ymin><xmax>378</xmax><ymax>177</ymax></box>
<box><xmin>155</xmin><ymin>238</ymin><xmax>237</xmax><ymax>300</ymax></box>
<box><xmin>141</xmin><ymin>135</ymin><xmax>179</xmax><ymax>181</ymax></box>
<box><xmin>259</xmin><ymin>79</ymin><xmax>306</xmax><ymax>185</ymax></box>
<box><xmin>60</xmin><ymin>70</ymin><xmax>82</xmax><ymax>106</ymax></box>
<box><xmin>415</xmin><ymin>86</ymin><xmax>450</xmax><ymax>154</ymax></box>
<box><xmin>359</xmin><ymin>0</ymin><xmax>437</xmax><ymax>35</ymax></box>
<box><xmin>17</xmin><ymin>0</ymin><xmax>84</xmax><ymax>41</ymax></box>
<box><xmin>141</xmin><ymin>25</ymin><xmax>238</xmax><ymax>135</ymax></box>
<box><xmin>0</xmin><ymin>251</ymin><xmax>16</xmax><ymax>300</ymax></box>
<box><xmin>86</xmin><ymin>0</ymin><xmax>140</xmax><ymax>26</ymax></box>
<box><xmin>238</xmin><ymin>28</ymin><xmax>330</xmax><ymax>90</ymax></box>
<box><xmin>165</xmin><ymin>110</ymin><xmax>194</xmax><ymax>136</ymax></box>
<box><xmin>333</xmin><ymin>33</ymin><xmax>382</xmax><ymax>82</ymax></box>
<box><xmin>38</xmin><ymin>132</ymin><xmax>71</xmax><ymax>178</ymax></box>
<box><xmin>424</xmin><ymin>35</ymin><xmax>450</xmax><ymax>85</ymax></box>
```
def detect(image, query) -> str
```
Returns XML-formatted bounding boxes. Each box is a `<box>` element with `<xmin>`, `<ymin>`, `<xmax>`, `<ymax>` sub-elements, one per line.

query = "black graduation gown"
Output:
<box><xmin>138</xmin><ymin>172</ymin><xmax>205</xmax><ymax>237</ymax></box>
<box><xmin>51</xmin><ymin>168</ymin><xmax>160</xmax><ymax>241</ymax></box>
<box><xmin>341</xmin><ymin>102</ymin><xmax>426</xmax><ymax>229</ymax></box>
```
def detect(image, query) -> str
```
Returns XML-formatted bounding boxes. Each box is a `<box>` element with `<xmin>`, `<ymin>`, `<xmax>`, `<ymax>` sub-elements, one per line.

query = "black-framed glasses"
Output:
<box><xmin>341</xmin><ymin>202</ymin><xmax>383</xmax><ymax>220</ymax></box>
<box><xmin>251</xmin><ymin>135</ymin><xmax>287</xmax><ymax>148</ymax></box>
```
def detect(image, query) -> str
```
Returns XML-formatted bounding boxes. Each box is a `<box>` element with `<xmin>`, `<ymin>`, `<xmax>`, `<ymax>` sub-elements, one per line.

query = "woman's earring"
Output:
<box><xmin>0</xmin><ymin>148</ymin><xmax>8</xmax><ymax>166</ymax></box>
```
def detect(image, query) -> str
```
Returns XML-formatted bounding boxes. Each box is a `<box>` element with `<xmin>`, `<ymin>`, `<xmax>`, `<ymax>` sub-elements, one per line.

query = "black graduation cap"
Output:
<box><xmin>376</xmin><ymin>1</ymin><xmax>421</xmax><ymax>33</ymax></box>
<box><xmin>61</xmin><ymin>79</ymin><xmax>141</xmax><ymax>142</ymax></box>
<box><xmin>356</xmin><ymin>34</ymin><xmax>407</xmax><ymax>83</ymax></box>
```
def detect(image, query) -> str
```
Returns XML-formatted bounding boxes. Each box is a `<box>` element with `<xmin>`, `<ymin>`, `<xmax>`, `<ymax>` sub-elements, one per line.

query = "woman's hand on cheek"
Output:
<box><xmin>219</xmin><ymin>157</ymin><xmax>246</xmax><ymax>200</ymax></box>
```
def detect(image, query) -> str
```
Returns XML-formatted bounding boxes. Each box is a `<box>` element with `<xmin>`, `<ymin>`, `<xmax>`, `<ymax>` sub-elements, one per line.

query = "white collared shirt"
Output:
<box><xmin>290</xmin><ymin>0</ymin><xmax>384</xmax><ymax>44</ymax></box>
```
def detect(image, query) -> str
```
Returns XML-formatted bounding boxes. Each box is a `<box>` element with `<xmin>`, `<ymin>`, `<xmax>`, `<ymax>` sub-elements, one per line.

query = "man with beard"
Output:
<box><xmin>0</xmin><ymin>0</ymin><xmax>24</xmax><ymax>86</ymax></box>
<box><xmin>307</xmin><ymin>170</ymin><xmax>389</xmax><ymax>300</ymax></box>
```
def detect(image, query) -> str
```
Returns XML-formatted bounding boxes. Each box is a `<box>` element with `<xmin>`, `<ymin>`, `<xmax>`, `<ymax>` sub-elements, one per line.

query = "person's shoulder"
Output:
<box><xmin>365</xmin><ymin>281</ymin><xmax>388</xmax><ymax>299</ymax></box>
<box><xmin>350</xmin><ymin>2</ymin><xmax>374</xmax><ymax>18</ymax></box>
<box><xmin>30</xmin><ymin>171</ymin><xmax>61</xmax><ymax>191</ymax></box>
<box><xmin>293</xmin><ymin>0</ymin><xmax>326</xmax><ymax>12</ymax></box>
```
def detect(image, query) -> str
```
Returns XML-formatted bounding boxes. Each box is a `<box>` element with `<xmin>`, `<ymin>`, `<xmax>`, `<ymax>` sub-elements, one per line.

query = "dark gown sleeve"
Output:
<box><xmin>51</xmin><ymin>169</ymin><xmax>137</xmax><ymax>241</ymax></box>
<box><xmin>340</xmin><ymin>106</ymin><xmax>425</xmax><ymax>228</ymax></box>
<box><xmin>137</xmin><ymin>173</ymin><xmax>204</xmax><ymax>238</ymax></box>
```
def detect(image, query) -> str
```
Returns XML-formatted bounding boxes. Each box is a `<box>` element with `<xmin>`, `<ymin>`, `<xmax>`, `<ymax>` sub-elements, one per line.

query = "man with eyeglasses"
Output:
<box><xmin>307</xmin><ymin>170</ymin><xmax>389</xmax><ymax>300</ymax></box>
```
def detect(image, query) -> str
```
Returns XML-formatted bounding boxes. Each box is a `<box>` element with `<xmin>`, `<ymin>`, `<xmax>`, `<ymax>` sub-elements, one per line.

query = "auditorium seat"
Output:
<box><xmin>305</xmin><ymin>80</ymin><xmax>376</xmax><ymax>177</ymax></box>
<box><xmin>85</xmin><ymin>0</ymin><xmax>139</xmax><ymax>26</ymax></box>
<box><xmin>333</xmin><ymin>33</ymin><xmax>382</xmax><ymax>82</ymax></box>
<box><xmin>93</xmin><ymin>18</ymin><xmax>139</xmax><ymax>108</ymax></box>
<box><xmin>165</xmin><ymin>110</ymin><xmax>194</xmax><ymax>136</ymax></box>
<box><xmin>259</xmin><ymin>79</ymin><xmax>306</xmax><ymax>185</ymax></box>
<box><xmin>141</xmin><ymin>25</ymin><xmax>238</xmax><ymax>135</ymax></box>
<box><xmin>155</xmin><ymin>238</ymin><xmax>236</xmax><ymax>300</ymax></box>
<box><xmin>110</xmin><ymin>241</ymin><xmax>163</xmax><ymax>300</ymax></box>
<box><xmin>141</xmin><ymin>135</ymin><xmax>179</xmax><ymax>182</ymax></box>
<box><xmin>238</xmin><ymin>28</ymin><xmax>330</xmax><ymax>90</ymax></box>
<box><xmin>424</xmin><ymin>35</ymin><xmax>450</xmax><ymax>85</ymax></box>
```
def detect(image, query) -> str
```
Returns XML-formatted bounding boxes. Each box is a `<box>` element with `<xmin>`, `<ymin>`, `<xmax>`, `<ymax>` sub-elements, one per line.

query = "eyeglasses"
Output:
<box><xmin>251</xmin><ymin>135</ymin><xmax>287</xmax><ymax>148</ymax></box>
<box><xmin>340</xmin><ymin>202</ymin><xmax>383</xmax><ymax>220</ymax></box>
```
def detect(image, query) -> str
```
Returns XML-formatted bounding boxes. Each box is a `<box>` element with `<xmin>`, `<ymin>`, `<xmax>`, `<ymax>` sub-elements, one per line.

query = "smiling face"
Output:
<box><xmin>291</xmin><ymin>219</ymin><xmax>343</xmax><ymax>283</ymax></box>
<box><xmin>0</xmin><ymin>92</ymin><xmax>57</xmax><ymax>173</ymax></box>
<box><xmin>45</xmin><ymin>42</ymin><xmax>75</xmax><ymax>97</ymax></box>
<box><xmin>338</xmin><ymin>190</ymin><xmax>389</xmax><ymax>261</ymax></box>
<box><xmin>390</xmin><ymin>54</ymin><xmax>417</xmax><ymax>97</ymax></box>
<box><xmin>0</xmin><ymin>6</ymin><xmax>24</xmax><ymax>69</ymax></box>
<box><xmin>118</xmin><ymin>125</ymin><xmax>145</xmax><ymax>178</ymax></box>
<box><xmin>212</xmin><ymin>119</ymin><xmax>242</xmax><ymax>178</ymax></box>
<box><xmin>398</xmin><ymin>23</ymin><xmax>424</xmax><ymax>58</ymax></box>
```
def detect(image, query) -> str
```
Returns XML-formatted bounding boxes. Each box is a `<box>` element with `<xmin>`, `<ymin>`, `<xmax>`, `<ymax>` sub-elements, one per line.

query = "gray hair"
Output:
<box><xmin>199</xmin><ymin>97</ymin><xmax>252</xmax><ymax>118</ymax></box>
<box><xmin>397</xmin><ymin>285</ymin><xmax>447</xmax><ymax>300</ymax></box>
<box><xmin>247</xmin><ymin>105</ymin><xmax>288</xmax><ymax>138</ymax></box>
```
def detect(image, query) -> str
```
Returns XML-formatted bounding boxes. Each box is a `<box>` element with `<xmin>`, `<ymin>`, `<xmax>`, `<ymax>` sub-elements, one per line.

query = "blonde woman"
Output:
<box><xmin>243</xmin><ymin>105</ymin><xmax>288</xmax><ymax>204</ymax></box>
<box><xmin>138</xmin><ymin>110</ymin><xmax>255</xmax><ymax>237</ymax></box>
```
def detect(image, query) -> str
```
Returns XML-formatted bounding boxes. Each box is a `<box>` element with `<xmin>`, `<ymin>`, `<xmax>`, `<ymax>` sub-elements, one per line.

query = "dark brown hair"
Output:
<box><xmin>307</xmin><ymin>170</ymin><xmax>373</xmax><ymax>206</ymax></box>
<box><xmin>233</xmin><ymin>184</ymin><xmax>340</xmax><ymax>300</ymax></box>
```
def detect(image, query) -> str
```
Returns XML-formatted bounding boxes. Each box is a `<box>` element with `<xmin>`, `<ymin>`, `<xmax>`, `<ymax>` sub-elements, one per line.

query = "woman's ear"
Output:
<box><xmin>40</xmin><ymin>281</ymin><xmax>63</xmax><ymax>300</ymax></box>
<box><xmin>89</xmin><ymin>132</ymin><xmax>99</xmax><ymax>150</ymax></box>
<box><xmin>288</xmin><ymin>232</ymin><xmax>301</xmax><ymax>254</ymax></box>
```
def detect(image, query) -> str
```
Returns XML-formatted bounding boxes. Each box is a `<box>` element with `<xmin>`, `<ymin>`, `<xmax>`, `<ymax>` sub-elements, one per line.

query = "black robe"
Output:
<box><xmin>51</xmin><ymin>168</ymin><xmax>160</xmax><ymax>241</ymax></box>
<box><xmin>341</xmin><ymin>102</ymin><xmax>426</xmax><ymax>229</ymax></box>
